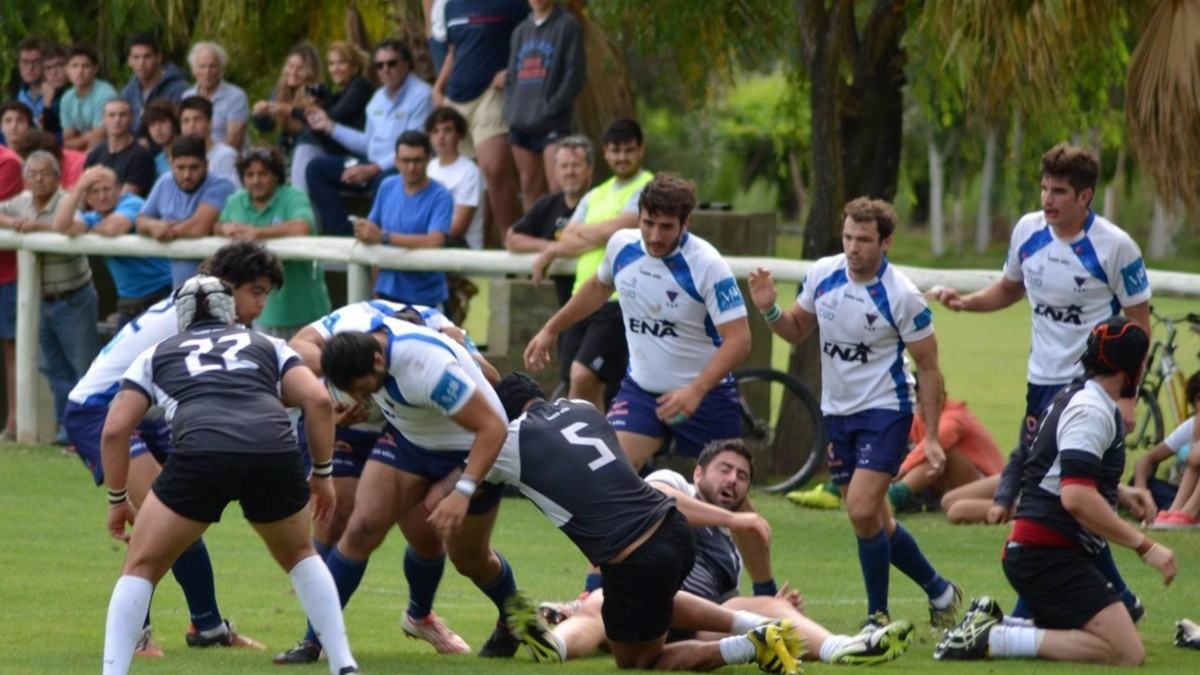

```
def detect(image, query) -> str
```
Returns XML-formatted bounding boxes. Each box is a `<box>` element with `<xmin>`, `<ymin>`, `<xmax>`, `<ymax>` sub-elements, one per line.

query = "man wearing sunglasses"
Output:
<box><xmin>306</xmin><ymin>40</ymin><xmax>434</xmax><ymax>236</ymax></box>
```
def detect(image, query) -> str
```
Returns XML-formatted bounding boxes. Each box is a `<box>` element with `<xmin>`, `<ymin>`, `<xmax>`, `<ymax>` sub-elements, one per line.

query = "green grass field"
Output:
<box><xmin>3</xmin><ymin>291</ymin><xmax>1199</xmax><ymax>673</ymax></box>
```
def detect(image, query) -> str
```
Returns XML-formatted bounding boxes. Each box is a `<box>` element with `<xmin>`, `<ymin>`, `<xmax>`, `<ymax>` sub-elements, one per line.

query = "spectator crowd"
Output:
<box><xmin>0</xmin><ymin>0</ymin><xmax>587</xmax><ymax>444</ymax></box>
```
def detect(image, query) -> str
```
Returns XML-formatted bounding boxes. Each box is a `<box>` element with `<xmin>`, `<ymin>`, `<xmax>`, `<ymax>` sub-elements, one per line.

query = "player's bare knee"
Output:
<box><xmin>340</xmin><ymin>517</ymin><xmax>387</xmax><ymax>558</ymax></box>
<box><xmin>1113</xmin><ymin>643</ymin><xmax>1145</xmax><ymax>666</ymax></box>
<box><xmin>448</xmin><ymin>545</ymin><xmax>493</xmax><ymax>580</ymax></box>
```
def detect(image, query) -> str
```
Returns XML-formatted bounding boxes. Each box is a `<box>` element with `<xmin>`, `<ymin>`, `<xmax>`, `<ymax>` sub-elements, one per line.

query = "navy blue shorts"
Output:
<box><xmin>508</xmin><ymin>128</ymin><xmax>570</xmax><ymax>152</ymax></box>
<box><xmin>824</xmin><ymin>408</ymin><xmax>913</xmax><ymax>485</ymax></box>
<box><xmin>64</xmin><ymin>401</ymin><xmax>173</xmax><ymax>485</ymax></box>
<box><xmin>1020</xmin><ymin>383</ymin><xmax>1066</xmax><ymax>450</ymax></box>
<box><xmin>369</xmin><ymin>424</ymin><xmax>502</xmax><ymax>515</ymax></box>
<box><xmin>297</xmin><ymin>414</ymin><xmax>378</xmax><ymax>479</ymax></box>
<box><xmin>606</xmin><ymin>377</ymin><xmax>742</xmax><ymax>458</ymax></box>
<box><xmin>0</xmin><ymin>281</ymin><xmax>15</xmax><ymax>340</ymax></box>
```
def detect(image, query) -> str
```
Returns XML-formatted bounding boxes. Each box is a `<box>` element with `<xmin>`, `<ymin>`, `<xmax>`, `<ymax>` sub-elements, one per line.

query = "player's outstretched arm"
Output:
<box><xmin>908</xmin><ymin>334</ymin><xmax>946</xmax><ymax>475</ymax></box>
<box><xmin>1063</xmin><ymin>484</ymin><xmax>1176</xmax><ymax>584</ymax></box>
<box><xmin>928</xmin><ymin>277</ymin><xmax>1025</xmax><ymax>313</ymax></box>
<box><xmin>651</xmin><ymin>483</ymin><xmax>771</xmax><ymax>546</ymax></box>
<box><xmin>429</xmin><ymin>392</ymin><xmax>508</xmax><ymax>539</ymax></box>
<box><xmin>524</xmin><ymin>276</ymin><xmax>613</xmax><ymax>371</ymax></box>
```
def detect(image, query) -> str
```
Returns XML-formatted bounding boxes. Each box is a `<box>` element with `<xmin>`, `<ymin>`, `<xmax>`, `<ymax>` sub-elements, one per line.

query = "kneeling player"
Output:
<box><xmin>936</xmin><ymin>318</ymin><xmax>1174</xmax><ymax>666</ymax></box>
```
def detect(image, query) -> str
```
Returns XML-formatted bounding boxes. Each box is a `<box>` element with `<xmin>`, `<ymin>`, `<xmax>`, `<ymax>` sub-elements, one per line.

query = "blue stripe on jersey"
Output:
<box><xmin>102</xmin><ymin>298</ymin><xmax>176</xmax><ymax>355</ymax></box>
<box><xmin>865</xmin><ymin>278</ymin><xmax>912</xmax><ymax>413</ymax></box>
<box><xmin>385</xmin><ymin>376</ymin><xmax>410</xmax><ymax>407</ymax></box>
<box><xmin>664</xmin><ymin>251</ymin><xmax>704</xmax><ymax>304</ymax></box>
<box><xmin>665</xmin><ymin>248</ymin><xmax>721</xmax><ymax>347</ymax></box>
<box><xmin>813</xmin><ymin>268</ymin><xmax>849</xmax><ymax>299</ymax></box>
<box><xmin>612</xmin><ymin>241</ymin><xmax>645</xmax><ymax>277</ymax></box>
<box><xmin>82</xmin><ymin>382</ymin><xmax>121</xmax><ymax>408</ymax></box>
<box><xmin>367</xmin><ymin>299</ymin><xmax>399</xmax><ymax>314</ymax></box>
<box><xmin>1070</xmin><ymin>215</ymin><xmax>1108</xmax><ymax>285</ymax></box>
<box><xmin>1017</xmin><ymin>226</ymin><xmax>1053</xmax><ymax>262</ymax></box>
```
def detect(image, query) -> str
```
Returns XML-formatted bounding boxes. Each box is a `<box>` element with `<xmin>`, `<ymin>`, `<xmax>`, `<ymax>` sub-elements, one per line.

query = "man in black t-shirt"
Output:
<box><xmin>426</xmin><ymin>373</ymin><xmax>802</xmax><ymax>673</ymax></box>
<box><xmin>100</xmin><ymin>275</ymin><xmax>360</xmax><ymax>675</ymax></box>
<box><xmin>84</xmin><ymin>98</ymin><xmax>156</xmax><ymax>196</ymax></box>
<box><xmin>505</xmin><ymin>134</ymin><xmax>593</xmax><ymax>308</ymax></box>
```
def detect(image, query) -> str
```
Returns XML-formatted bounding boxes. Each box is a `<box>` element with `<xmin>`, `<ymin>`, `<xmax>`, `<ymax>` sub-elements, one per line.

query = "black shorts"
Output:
<box><xmin>600</xmin><ymin>509</ymin><xmax>696</xmax><ymax>643</ymax></box>
<box><xmin>152</xmin><ymin>451</ymin><xmax>311</xmax><ymax>524</ymax></box>
<box><xmin>1002</xmin><ymin>544</ymin><xmax>1121</xmax><ymax>629</ymax></box>
<box><xmin>559</xmin><ymin>301</ymin><xmax>628</xmax><ymax>388</ymax></box>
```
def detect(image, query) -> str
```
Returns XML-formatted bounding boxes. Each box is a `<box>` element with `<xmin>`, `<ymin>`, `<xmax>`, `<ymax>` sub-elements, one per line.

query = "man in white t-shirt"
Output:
<box><xmin>425</xmin><ymin>106</ymin><xmax>485</xmax><ymax>249</ymax></box>
<box><xmin>178</xmin><ymin>95</ymin><xmax>239</xmax><ymax>187</ymax></box>
<box><xmin>928</xmin><ymin>142</ymin><xmax>1150</xmax><ymax>620</ymax></box>
<box><xmin>749</xmin><ymin>197</ymin><xmax>960</xmax><ymax>633</ymax></box>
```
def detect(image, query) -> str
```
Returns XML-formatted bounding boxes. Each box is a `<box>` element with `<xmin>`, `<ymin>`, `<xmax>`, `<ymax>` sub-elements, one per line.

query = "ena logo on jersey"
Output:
<box><xmin>628</xmin><ymin>317</ymin><xmax>679</xmax><ymax>337</ymax></box>
<box><xmin>1034</xmin><ymin>303</ymin><xmax>1084</xmax><ymax>325</ymax></box>
<box><xmin>823</xmin><ymin>340</ymin><xmax>872</xmax><ymax>363</ymax></box>
<box><xmin>1121</xmin><ymin>258</ymin><xmax>1149</xmax><ymax>296</ymax></box>
<box><xmin>714</xmin><ymin>277</ymin><xmax>744</xmax><ymax>313</ymax></box>
<box><xmin>431</xmin><ymin>370</ymin><xmax>470</xmax><ymax>412</ymax></box>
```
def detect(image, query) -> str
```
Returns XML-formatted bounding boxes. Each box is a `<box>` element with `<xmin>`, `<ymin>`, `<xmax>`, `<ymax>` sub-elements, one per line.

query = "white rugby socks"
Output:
<box><xmin>987</xmin><ymin>624</ymin><xmax>1043</xmax><ymax>658</ymax></box>
<box><xmin>290</xmin><ymin>554</ymin><xmax>358</xmax><ymax>674</ymax></box>
<box><xmin>104</xmin><ymin>575</ymin><xmax>154</xmax><ymax>675</ymax></box>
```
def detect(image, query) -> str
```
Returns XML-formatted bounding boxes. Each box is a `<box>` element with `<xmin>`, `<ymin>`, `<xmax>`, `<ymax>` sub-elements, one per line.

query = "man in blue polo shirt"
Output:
<box><xmin>51</xmin><ymin>165</ymin><xmax>172</xmax><ymax>326</ymax></box>
<box><xmin>136</xmin><ymin>135</ymin><xmax>236</xmax><ymax>286</ymax></box>
<box><xmin>352</xmin><ymin>130</ymin><xmax>453</xmax><ymax>308</ymax></box>
<box><xmin>306</xmin><ymin>40</ymin><xmax>433</xmax><ymax>236</ymax></box>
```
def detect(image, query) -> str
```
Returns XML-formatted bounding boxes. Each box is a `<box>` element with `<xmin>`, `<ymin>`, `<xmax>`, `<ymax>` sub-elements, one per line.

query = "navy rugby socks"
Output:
<box><xmin>857</xmin><ymin>530</ymin><xmax>891</xmax><ymax>617</ymax></box>
<box><xmin>404</xmin><ymin>546</ymin><xmax>446</xmax><ymax>620</ymax></box>
<box><xmin>171</xmin><ymin>538</ymin><xmax>222</xmax><ymax>631</ymax></box>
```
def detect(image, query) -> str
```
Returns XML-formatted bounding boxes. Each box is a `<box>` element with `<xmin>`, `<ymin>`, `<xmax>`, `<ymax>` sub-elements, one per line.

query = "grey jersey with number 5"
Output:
<box><xmin>119</xmin><ymin>320</ymin><xmax>302</xmax><ymax>455</ymax></box>
<box><xmin>488</xmin><ymin>398</ymin><xmax>674</xmax><ymax>565</ymax></box>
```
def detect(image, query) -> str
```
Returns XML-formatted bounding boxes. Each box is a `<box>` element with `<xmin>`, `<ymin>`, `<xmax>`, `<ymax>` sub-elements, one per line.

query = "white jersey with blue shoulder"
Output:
<box><xmin>309</xmin><ymin>300</ymin><xmax>475</xmax><ymax>352</ymax></box>
<box><xmin>329</xmin><ymin>314</ymin><xmax>503</xmax><ymax>451</ymax></box>
<box><xmin>796</xmin><ymin>254</ymin><xmax>933</xmax><ymax>416</ymax></box>
<box><xmin>68</xmin><ymin>297</ymin><xmax>180</xmax><ymax>407</ymax></box>
<box><xmin>596</xmin><ymin>229</ymin><xmax>747</xmax><ymax>393</ymax></box>
<box><xmin>1003</xmin><ymin>210</ymin><xmax>1151</xmax><ymax>386</ymax></box>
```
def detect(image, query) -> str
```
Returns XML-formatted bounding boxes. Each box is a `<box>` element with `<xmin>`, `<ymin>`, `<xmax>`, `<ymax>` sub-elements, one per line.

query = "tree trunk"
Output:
<box><xmin>787</xmin><ymin>150</ymin><xmax>809</xmax><ymax>222</ymax></box>
<box><xmin>1104</xmin><ymin>144</ymin><xmax>1126</xmax><ymax>222</ymax></box>
<box><xmin>975</xmin><ymin>126</ymin><xmax>998</xmax><ymax>253</ymax></box>
<box><xmin>927</xmin><ymin>130</ymin><xmax>945</xmax><ymax>256</ymax></box>
<box><xmin>1148</xmin><ymin>198</ymin><xmax>1178</xmax><ymax>259</ymax></box>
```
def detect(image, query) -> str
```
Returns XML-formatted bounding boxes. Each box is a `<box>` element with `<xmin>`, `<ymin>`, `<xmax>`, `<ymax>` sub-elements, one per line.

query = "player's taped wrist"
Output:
<box><xmin>454</xmin><ymin>475</ymin><xmax>478</xmax><ymax>498</ymax></box>
<box><xmin>760</xmin><ymin>305</ymin><xmax>782</xmax><ymax>323</ymax></box>
<box><xmin>312</xmin><ymin>460</ymin><xmax>334</xmax><ymax>478</ymax></box>
<box><xmin>752</xmin><ymin>579</ymin><xmax>778</xmax><ymax>596</ymax></box>
<box><xmin>107</xmin><ymin>488</ymin><xmax>128</xmax><ymax>505</ymax></box>
<box><xmin>1136</xmin><ymin>537</ymin><xmax>1156</xmax><ymax>559</ymax></box>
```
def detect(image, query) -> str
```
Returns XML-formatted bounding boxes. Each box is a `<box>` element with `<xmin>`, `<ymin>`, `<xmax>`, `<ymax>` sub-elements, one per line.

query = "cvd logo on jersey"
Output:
<box><xmin>823</xmin><ymin>341</ymin><xmax>872</xmax><ymax>363</ymax></box>
<box><xmin>1034</xmin><ymin>303</ymin><xmax>1083</xmax><ymax>325</ymax></box>
<box><xmin>1121</xmin><ymin>258</ymin><xmax>1149</xmax><ymax>296</ymax></box>
<box><xmin>628</xmin><ymin>317</ymin><xmax>679</xmax><ymax>337</ymax></box>
<box><xmin>431</xmin><ymin>371</ymin><xmax>470</xmax><ymax>412</ymax></box>
<box><xmin>714</xmin><ymin>277</ymin><xmax>744</xmax><ymax>313</ymax></box>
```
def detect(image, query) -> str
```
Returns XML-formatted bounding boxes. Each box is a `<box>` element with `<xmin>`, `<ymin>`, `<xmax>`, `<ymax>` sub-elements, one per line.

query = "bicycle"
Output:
<box><xmin>548</xmin><ymin>367</ymin><xmax>826</xmax><ymax>493</ymax></box>
<box><xmin>1126</xmin><ymin>306</ymin><xmax>1200</xmax><ymax>453</ymax></box>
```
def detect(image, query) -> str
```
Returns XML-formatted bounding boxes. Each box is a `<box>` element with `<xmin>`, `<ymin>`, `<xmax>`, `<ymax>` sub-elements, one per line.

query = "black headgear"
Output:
<box><xmin>1080</xmin><ymin>316</ymin><xmax>1149</xmax><ymax>397</ymax></box>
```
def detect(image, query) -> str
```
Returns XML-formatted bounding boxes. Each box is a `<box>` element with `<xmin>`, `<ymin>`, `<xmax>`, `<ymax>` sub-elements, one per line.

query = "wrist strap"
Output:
<box><xmin>454</xmin><ymin>476</ymin><xmax>478</xmax><ymax>498</ymax></box>
<box><xmin>1136</xmin><ymin>537</ymin><xmax>1155</xmax><ymax>558</ymax></box>
<box><xmin>312</xmin><ymin>460</ymin><xmax>334</xmax><ymax>478</ymax></box>
<box><xmin>752</xmin><ymin>579</ymin><xmax>778</xmax><ymax>596</ymax></box>
<box><xmin>761</xmin><ymin>305</ymin><xmax>782</xmax><ymax>323</ymax></box>
<box><xmin>107</xmin><ymin>488</ymin><xmax>128</xmax><ymax>505</ymax></box>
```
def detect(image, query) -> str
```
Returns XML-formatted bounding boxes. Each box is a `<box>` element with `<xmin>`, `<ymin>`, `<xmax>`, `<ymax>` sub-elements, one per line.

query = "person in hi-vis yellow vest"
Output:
<box><xmin>532</xmin><ymin>118</ymin><xmax>652</xmax><ymax>411</ymax></box>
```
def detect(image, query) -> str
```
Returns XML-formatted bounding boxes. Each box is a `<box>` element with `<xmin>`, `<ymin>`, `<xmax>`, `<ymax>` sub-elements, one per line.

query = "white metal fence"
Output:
<box><xmin>2</xmin><ymin>231</ymin><xmax>1198</xmax><ymax>443</ymax></box>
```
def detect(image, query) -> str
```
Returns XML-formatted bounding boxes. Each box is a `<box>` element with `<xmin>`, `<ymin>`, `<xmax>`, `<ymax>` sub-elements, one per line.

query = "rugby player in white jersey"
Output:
<box><xmin>277</xmin><ymin>300</ymin><xmax>500</xmax><ymax>664</ymax></box>
<box><xmin>927</xmin><ymin>142</ymin><xmax>1150</xmax><ymax>621</ymax></box>
<box><xmin>749</xmin><ymin>197</ymin><xmax>961</xmax><ymax>633</ymax></box>
<box><xmin>287</xmin><ymin>316</ymin><xmax>546</xmax><ymax>660</ymax></box>
<box><xmin>525</xmin><ymin>175</ymin><xmax>780</xmax><ymax>598</ymax></box>
<box><xmin>65</xmin><ymin>241</ymin><xmax>280</xmax><ymax>656</ymax></box>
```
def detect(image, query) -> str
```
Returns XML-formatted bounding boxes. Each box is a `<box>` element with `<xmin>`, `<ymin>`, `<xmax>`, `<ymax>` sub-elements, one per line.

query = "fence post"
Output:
<box><xmin>346</xmin><ymin>262</ymin><xmax>372</xmax><ymax>303</ymax></box>
<box><xmin>15</xmin><ymin>250</ymin><xmax>41</xmax><ymax>444</ymax></box>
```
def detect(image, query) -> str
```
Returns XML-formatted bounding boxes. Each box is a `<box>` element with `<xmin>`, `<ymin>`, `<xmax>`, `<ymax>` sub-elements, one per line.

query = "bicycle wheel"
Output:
<box><xmin>1126</xmin><ymin>387</ymin><xmax>1164</xmax><ymax>453</ymax></box>
<box><xmin>733</xmin><ymin>368</ymin><xmax>825</xmax><ymax>493</ymax></box>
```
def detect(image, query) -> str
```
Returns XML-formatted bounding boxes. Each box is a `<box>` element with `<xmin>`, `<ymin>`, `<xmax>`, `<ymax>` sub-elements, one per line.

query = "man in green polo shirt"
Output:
<box><xmin>217</xmin><ymin>147</ymin><xmax>331</xmax><ymax>338</ymax></box>
<box><xmin>532</xmin><ymin>118</ymin><xmax>652</xmax><ymax>411</ymax></box>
